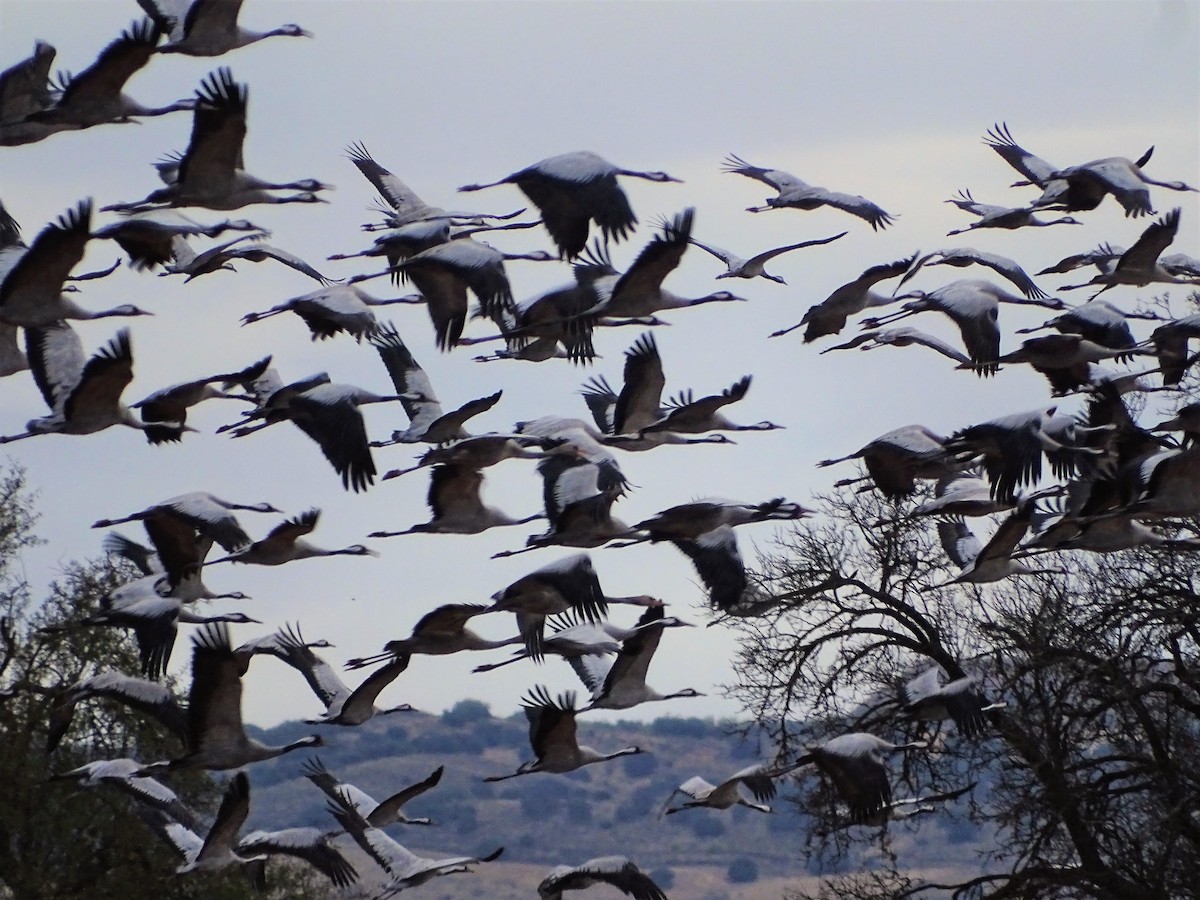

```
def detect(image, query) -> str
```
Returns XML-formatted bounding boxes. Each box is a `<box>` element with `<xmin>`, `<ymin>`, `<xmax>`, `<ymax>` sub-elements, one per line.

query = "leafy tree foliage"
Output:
<box><xmin>729</xmin><ymin>476</ymin><xmax>1200</xmax><ymax>900</ymax></box>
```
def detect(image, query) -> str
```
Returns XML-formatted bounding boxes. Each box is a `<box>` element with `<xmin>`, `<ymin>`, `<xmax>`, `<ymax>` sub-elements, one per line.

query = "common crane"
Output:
<box><xmin>572</xmin><ymin>209</ymin><xmax>746</xmax><ymax>323</ymax></box>
<box><xmin>1015</xmin><ymin>299</ymin><xmax>1152</xmax><ymax>359</ymax></box>
<box><xmin>0</xmin><ymin>200</ymin><xmax>152</xmax><ymax>327</ymax></box>
<box><xmin>898</xmin><ymin>667</ymin><xmax>1006</xmax><ymax>737</ymax></box>
<box><xmin>106</xmin><ymin>68</ymin><xmax>331</xmax><ymax>212</ymax></box>
<box><xmin>943</xmin><ymin>407</ymin><xmax>1069</xmax><ymax>502</ymax></box>
<box><xmin>326</xmin><ymin>787</ymin><xmax>501</xmax><ymax>890</ymax></box>
<box><xmin>48</xmin><ymin>757</ymin><xmax>203</xmax><ymax>831</ymax></box>
<box><xmin>232</xmin><ymin>623</ymin><xmax>335</xmax><ymax>667</ymax></box>
<box><xmin>458</xmin><ymin>275</ymin><xmax>605</xmax><ymax>364</ymax></box>
<box><xmin>68</xmin><ymin>588</ymin><xmax>259</xmax><ymax>680</ymax></box>
<box><xmin>458</xmin><ymin>150</ymin><xmax>682</xmax><ymax>258</ymax></box>
<box><xmin>1043</xmin><ymin>152</ymin><xmax>1198</xmax><ymax>218</ymax></box>
<box><xmin>862</xmin><ymin>279</ymin><xmax>1067</xmax><ymax>374</ymax></box>
<box><xmin>571</xmin><ymin>605</ymin><xmax>701</xmax><ymax>711</ymax></box>
<box><xmin>910</xmin><ymin>470</ymin><xmax>1015</xmax><ymax>519</ymax></box>
<box><xmin>207</xmin><ymin>508</ymin><xmax>378</xmax><ymax>566</ymax></box>
<box><xmin>0</xmin><ymin>325</ymin><xmax>151</xmax><ymax>444</ymax></box>
<box><xmin>576</xmin><ymin>334</ymin><xmax>739</xmax><ymax>448</ymax></box>
<box><xmin>92</xmin><ymin>209</ymin><xmax>263</xmax><ymax>271</ymax></box>
<box><xmin>538</xmin><ymin>856</ymin><xmax>667</xmax><ymax>899</ymax></box>
<box><xmin>345</xmin><ymin>603</ymin><xmax>523</xmax><ymax>667</ymax></box>
<box><xmin>1148</xmin><ymin>312</ymin><xmax>1200</xmax><ymax>384</ymax></box>
<box><xmin>349</xmin><ymin>237</ymin><xmax>555</xmax><ymax>349</ymax></box>
<box><xmin>26</xmin><ymin>20</ymin><xmax>194</xmax><ymax>130</ymax></box>
<box><xmin>617</xmin><ymin>497</ymin><xmax>810</xmax><ymax>547</ymax></box>
<box><xmin>515</xmin><ymin>414</ymin><xmax>722</xmax><ymax>456</ymax></box>
<box><xmin>787</xmin><ymin>732</ymin><xmax>929</xmax><ymax>824</ymax></box>
<box><xmin>138</xmin><ymin>622</ymin><xmax>323</xmax><ymax>774</ymax></box>
<box><xmin>1037</xmin><ymin>242</ymin><xmax>1126</xmax><ymax>276</ymax></box>
<box><xmin>369</xmin><ymin>463</ymin><xmax>541</xmax><ymax>538</ymax></box>
<box><xmin>769</xmin><ymin>253</ymin><xmax>917</xmax><ymax>341</ymax></box>
<box><xmin>818</xmin><ymin>424</ymin><xmax>967</xmax><ymax>498</ymax></box>
<box><xmin>483</xmin><ymin>685</ymin><xmax>643</xmax><ymax>780</ymax></box>
<box><xmin>135</xmin><ymin>771</ymin><xmax>263</xmax><ymax>880</ymax></box>
<box><xmin>821</xmin><ymin>326</ymin><xmax>975</xmax><ymax>367</ymax></box>
<box><xmin>138</xmin><ymin>0</ymin><xmax>313</xmax><ymax>56</ymax></box>
<box><xmin>92</xmin><ymin>491</ymin><xmax>280</xmax><ymax>554</ymax></box>
<box><xmin>491</xmin><ymin>446</ymin><xmax>640</xmax><ymax>556</ymax></box>
<box><xmin>931</xmin><ymin>502</ymin><xmax>1063</xmax><ymax>587</ymax></box>
<box><xmin>241</xmin><ymin>284</ymin><xmax>421</xmax><ymax>341</ymax></box>
<box><xmin>896</xmin><ymin>247</ymin><xmax>1049</xmax><ymax>300</ymax></box>
<box><xmin>1061</xmin><ymin>209</ymin><xmax>1198</xmax><ymax>295</ymax></box>
<box><xmin>335</xmin><ymin>215</ymin><xmax>541</xmax><ymax>286</ymax></box>
<box><xmin>129</xmin><ymin>355</ymin><xmax>269</xmax><ymax>445</ymax></box>
<box><xmin>944</xmin><ymin>188</ymin><xmax>1081</xmax><ymax>234</ymax></box>
<box><xmin>303</xmin><ymin>756</ymin><xmax>443</xmax><ymax>827</ymax></box>
<box><xmin>368</xmin><ymin>323</ymin><xmax>501</xmax><ymax>444</ymax></box>
<box><xmin>344</xmin><ymin>141</ymin><xmax>522</xmax><ymax>231</ymax></box>
<box><xmin>992</xmin><ymin>334</ymin><xmax>1152</xmax><ymax>395</ymax></box>
<box><xmin>234</xmin><ymin>825</ymin><xmax>359</xmax><ymax>890</ymax></box>
<box><xmin>662</xmin><ymin>763</ymin><xmax>780</xmax><ymax>815</ymax></box>
<box><xmin>46</xmin><ymin>670</ymin><xmax>188</xmax><ymax>753</ymax></box>
<box><xmin>685</xmin><ymin>229</ymin><xmax>846</xmax><ymax>283</ymax></box>
<box><xmin>222</xmin><ymin>378</ymin><xmax>418</xmax><ymax>492</ymax></box>
<box><xmin>275</xmin><ymin>624</ymin><xmax>414</xmax><ymax>726</ymax></box>
<box><xmin>471</xmin><ymin>614</ymin><xmax>674</xmax><ymax>674</ymax></box>
<box><xmin>982</xmin><ymin>122</ymin><xmax>1162</xmax><ymax>215</ymax></box>
<box><xmin>0</xmin><ymin>40</ymin><xmax>57</xmax><ymax>145</ymax></box>
<box><xmin>380</xmin><ymin>433</ymin><xmax>553</xmax><ymax>480</ymax></box>
<box><xmin>639</xmin><ymin>374</ymin><xmax>783</xmax><ymax>436</ymax></box>
<box><xmin>141</xmin><ymin>771</ymin><xmax>358</xmax><ymax>889</ymax></box>
<box><xmin>724</xmin><ymin>153</ymin><xmax>895</xmax><ymax>230</ymax></box>
<box><xmin>160</xmin><ymin>233</ymin><xmax>331</xmax><ymax>282</ymax></box>
<box><xmin>815</xmin><ymin>782</ymin><xmax>975</xmax><ymax>835</ymax></box>
<box><xmin>586</xmin><ymin>332</ymin><xmax>668</xmax><ymax>438</ymax></box>
<box><xmin>485</xmin><ymin>553</ymin><xmax>660</xmax><ymax>660</ymax></box>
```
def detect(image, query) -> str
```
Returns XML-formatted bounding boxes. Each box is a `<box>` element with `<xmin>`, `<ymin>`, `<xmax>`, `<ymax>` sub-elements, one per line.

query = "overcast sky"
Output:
<box><xmin>1</xmin><ymin>0</ymin><xmax>1198</xmax><ymax>730</ymax></box>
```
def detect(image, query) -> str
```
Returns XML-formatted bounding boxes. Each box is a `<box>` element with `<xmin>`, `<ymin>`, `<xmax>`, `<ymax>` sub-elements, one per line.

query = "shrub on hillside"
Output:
<box><xmin>649</xmin><ymin>716</ymin><xmax>712</xmax><ymax>738</ymax></box>
<box><xmin>622</xmin><ymin>751</ymin><xmax>658</xmax><ymax>778</ymax></box>
<box><xmin>727</xmin><ymin>857</ymin><xmax>759</xmax><ymax>883</ymax></box>
<box><xmin>442</xmin><ymin>698</ymin><xmax>491</xmax><ymax>725</ymax></box>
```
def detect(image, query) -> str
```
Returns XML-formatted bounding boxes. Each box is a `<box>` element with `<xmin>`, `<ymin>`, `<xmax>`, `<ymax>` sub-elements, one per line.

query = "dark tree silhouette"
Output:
<box><xmin>728</xmin><ymin>474</ymin><xmax>1200</xmax><ymax>900</ymax></box>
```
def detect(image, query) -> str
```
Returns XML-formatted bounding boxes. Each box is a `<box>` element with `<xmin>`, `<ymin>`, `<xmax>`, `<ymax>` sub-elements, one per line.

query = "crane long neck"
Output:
<box><xmin>598</xmin><ymin>746</ymin><xmax>640</xmax><ymax>762</ymax></box>
<box><xmin>477</xmin><ymin>634</ymin><xmax>525</xmax><ymax>650</ymax></box>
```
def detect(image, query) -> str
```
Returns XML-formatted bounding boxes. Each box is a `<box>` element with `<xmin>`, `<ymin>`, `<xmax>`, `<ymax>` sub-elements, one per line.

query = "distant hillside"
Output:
<box><xmin>240</xmin><ymin>701</ymin><xmax>984</xmax><ymax>898</ymax></box>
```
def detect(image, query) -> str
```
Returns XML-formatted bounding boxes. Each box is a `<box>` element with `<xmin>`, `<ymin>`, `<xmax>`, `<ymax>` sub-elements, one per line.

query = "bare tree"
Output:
<box><xmin>729</xmin><ymin>480</ymin><xmax>1200</xmax><ymax>900</ymax></box>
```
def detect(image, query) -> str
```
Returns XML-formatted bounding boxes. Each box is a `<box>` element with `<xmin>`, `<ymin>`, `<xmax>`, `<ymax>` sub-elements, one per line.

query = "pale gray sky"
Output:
<box><xmin>1</xmin><ymin>0</ymin><xmax>1197</xmax><ymax>729</ymax></box>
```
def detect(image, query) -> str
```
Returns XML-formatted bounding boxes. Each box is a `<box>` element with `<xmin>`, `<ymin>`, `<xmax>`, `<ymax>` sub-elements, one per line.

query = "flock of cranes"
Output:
<box><xmin>3</xmin><ymin>1</ymin><xmax>1200</xmax><ymax>897</ymax></box>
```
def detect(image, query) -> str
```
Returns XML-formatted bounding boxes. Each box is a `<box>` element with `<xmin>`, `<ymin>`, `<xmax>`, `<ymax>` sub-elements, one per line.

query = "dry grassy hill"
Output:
<box><xmin>242</xmin><ymin>702</ymin><xmax>983</xmax><ymax>897</ymax></box>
